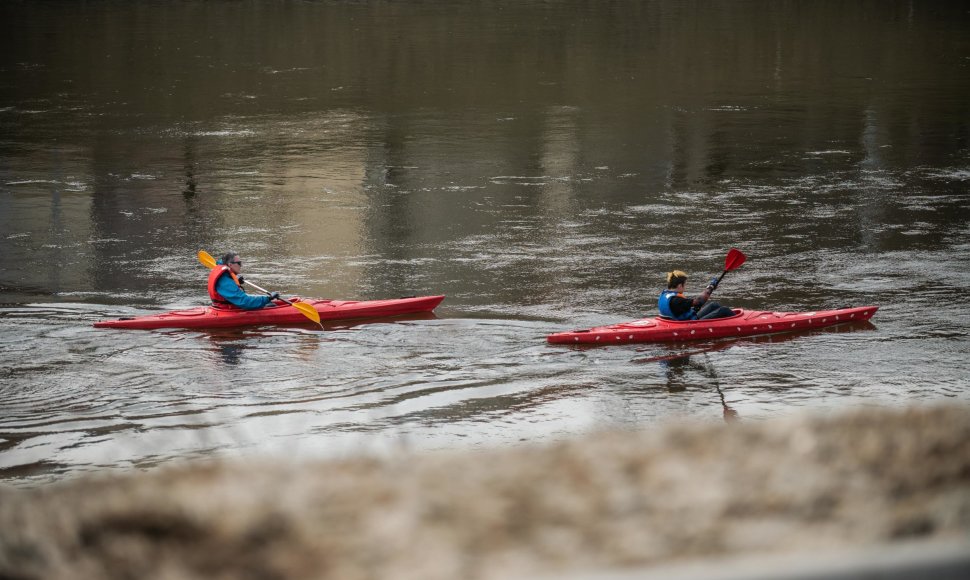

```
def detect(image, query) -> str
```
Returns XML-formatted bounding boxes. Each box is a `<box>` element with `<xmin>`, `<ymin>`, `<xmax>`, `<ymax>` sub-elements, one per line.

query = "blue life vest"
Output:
<box><xmin>657</xmin><ymin>289</ymin><xmax>696</xmax><ymax>320</ymax></box>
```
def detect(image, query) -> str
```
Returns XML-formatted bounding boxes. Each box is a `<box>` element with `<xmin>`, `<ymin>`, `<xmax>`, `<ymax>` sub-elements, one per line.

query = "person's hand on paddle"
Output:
<box><xmin>269</xmin><ymin>291</ymin><xmax>280</xmax><ymax>301</ymax></box>
<box><xmin>706</xmin><ymin>277</ymin><xmax>719</xmax><ymax>292</ymax></box>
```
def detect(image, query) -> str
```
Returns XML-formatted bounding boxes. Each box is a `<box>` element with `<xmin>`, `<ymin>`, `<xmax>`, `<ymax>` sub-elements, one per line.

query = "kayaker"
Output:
<box><xmin>208</xmin><ymin>252</ymin><xmax>280</xmax><ymax>310</ymax></box>
<box><xmin>658</xmin><ymin>270</ymin><xmax>734</xmax><ymax>320</ymax></box>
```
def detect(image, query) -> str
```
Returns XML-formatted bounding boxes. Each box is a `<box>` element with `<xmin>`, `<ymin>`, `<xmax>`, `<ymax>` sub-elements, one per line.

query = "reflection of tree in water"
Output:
<box><xmin>183</xmin><ymin>137</ymin><xmax>198</xmax><ymax>199</ymax></box>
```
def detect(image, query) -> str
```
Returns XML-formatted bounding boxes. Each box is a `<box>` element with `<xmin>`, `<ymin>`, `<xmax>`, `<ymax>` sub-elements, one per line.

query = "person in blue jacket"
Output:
<box><xmin>207</xmin><ymin>252</ymin><xmax>280</xmax><ymax>310</ymax></box>
<box><xmin>657</xmin><ymin>270</ymin><xmax>734</xmax><ymax>320</ymax></box>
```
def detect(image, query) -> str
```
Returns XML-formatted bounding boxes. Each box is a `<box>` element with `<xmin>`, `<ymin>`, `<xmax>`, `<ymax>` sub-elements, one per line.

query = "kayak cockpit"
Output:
<box><xmin>656</xmin><ymin>309</ymin><xmax>745</xmax><ymax>323</ymax></box>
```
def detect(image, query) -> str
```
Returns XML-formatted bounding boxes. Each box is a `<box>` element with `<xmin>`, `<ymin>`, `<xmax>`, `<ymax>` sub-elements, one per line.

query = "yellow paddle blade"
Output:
<box><xmin>292</xmin><ymin>300</ymin><xmax>322</xmax><ymax>324</ymax></box>
<box><xmin>198</xmin><ymin>250</ymin><xmax>217</xmax><ymax>269</ymax></box>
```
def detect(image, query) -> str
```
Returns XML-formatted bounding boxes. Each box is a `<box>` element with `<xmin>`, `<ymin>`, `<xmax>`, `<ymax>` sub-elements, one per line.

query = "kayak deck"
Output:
<box><xmin>94</xmin><ymin>295</ymin><xmax>445</xmax><ymax>330</ymax></box>
<box><xmin>547</xmin><ymin>306</ymin><xmax>878</xmax><ymax>345</ymax></box>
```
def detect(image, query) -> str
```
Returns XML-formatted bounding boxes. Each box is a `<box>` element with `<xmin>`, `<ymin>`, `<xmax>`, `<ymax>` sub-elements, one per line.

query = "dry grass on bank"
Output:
<box><xmin>1</xmin><ymin>404</ymin><xmax>969</xmax><ymax>580</ymax></box>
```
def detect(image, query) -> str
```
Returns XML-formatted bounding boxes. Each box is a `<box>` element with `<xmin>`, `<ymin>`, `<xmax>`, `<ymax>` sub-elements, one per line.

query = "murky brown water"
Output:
<box><xmin>2</xmin><ymin>0</ymin><xmax>969</xmax><ymax>486</ymax></box>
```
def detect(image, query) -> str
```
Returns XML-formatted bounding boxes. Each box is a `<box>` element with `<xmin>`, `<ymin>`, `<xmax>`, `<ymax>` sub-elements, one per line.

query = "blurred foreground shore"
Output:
<box><xmin>2</xmin><ymin>404</ymin><xmax>969</xmax><ymax>579</ymax></box>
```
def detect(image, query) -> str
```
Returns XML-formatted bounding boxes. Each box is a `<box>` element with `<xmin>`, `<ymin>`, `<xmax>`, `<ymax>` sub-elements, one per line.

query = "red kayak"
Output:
<box><xmin>547</xmin><ymin>306</ymin><xmax>878</xmax><ymax>345</ymax></box>
<box><xmin>94</xmin><ymin>295</ymin><xmax>445</xmax><ymax>330</ymax></box>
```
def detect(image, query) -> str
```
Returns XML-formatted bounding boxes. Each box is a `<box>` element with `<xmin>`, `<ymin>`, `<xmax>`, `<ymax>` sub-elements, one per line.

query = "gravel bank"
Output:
<box><xmin>2</xmin><ymin>404</ymin><xmax>968</xmax><ymax>579</ymax></box>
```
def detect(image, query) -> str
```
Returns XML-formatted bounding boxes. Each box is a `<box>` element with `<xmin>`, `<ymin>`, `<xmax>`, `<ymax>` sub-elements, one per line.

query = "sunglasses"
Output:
<box><xmin>229</xmin><ymin>260</ymin><xmax>242</xmax><ymax>265</ymax></box>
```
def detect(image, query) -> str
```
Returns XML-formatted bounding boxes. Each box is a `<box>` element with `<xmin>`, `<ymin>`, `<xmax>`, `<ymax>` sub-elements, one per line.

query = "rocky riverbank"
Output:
<box><xmin>2</xmin><ymin>404</ymin><xmax>968</xmax><ymax>579</ymax></box>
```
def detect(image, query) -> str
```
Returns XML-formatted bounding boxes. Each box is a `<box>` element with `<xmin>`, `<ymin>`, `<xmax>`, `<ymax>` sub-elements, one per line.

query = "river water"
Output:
<box><xmin>1</xmin><ymin>1</ymin><xmax>969</xmax><ymax>486</ymax></box>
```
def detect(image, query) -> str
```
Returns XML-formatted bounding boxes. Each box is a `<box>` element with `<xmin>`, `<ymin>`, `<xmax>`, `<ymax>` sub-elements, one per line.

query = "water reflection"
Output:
<box><xmin>659</xmin><ymin>353</ymin><xmax>739</xmax><ymax>423</ymax></box>
<box><xmin>205</xmin><ymin>332</ymin><xmax>247</xmax><ymax>366</ymax></box>
<box><xmin>1</xmin><ymin>1</ymin><xmax>968</xmax><ymax>304</ymax></box>
<box><xmin>200</xmin><ymin>313</ymin><xmax>440</xmax><ymax>366</ymax></box>
<box><xmin>633</xmin><ymin>321</ymin><xmax>880</xmax><ymax>421</ymax></box>
<box><xmin>182</xmin><ymin>137</ymin><xmax>198</xmax><ymax>199</ymax></box>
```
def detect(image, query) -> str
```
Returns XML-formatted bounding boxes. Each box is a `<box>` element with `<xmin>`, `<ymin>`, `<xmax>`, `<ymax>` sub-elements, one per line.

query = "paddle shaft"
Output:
<box><xmin>242</xmin><ymin>278</ymin><xmax>289</xmax><ymax>303</ymax></box>
<box><xmin>238</xmin><ymin>276</ymin><xmax>323</xmax><ymax>326</ymax></box>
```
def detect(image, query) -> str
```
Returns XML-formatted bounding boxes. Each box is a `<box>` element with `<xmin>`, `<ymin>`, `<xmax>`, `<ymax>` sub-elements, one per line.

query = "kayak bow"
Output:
<box><xmin>547</xmin><ymin>306</ymin><xmax>878</xmax><ymax>345</ymax></box>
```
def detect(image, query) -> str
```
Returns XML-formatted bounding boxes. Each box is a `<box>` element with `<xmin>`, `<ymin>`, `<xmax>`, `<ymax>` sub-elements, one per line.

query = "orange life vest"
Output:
<box><xmin>207</xmin><ymin>266</ymin><xmax>242</xmax><ymax>307</ymax></box>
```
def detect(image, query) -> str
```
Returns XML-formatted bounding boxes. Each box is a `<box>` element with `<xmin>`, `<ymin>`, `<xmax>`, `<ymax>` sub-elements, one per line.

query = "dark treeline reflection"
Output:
<box><xmin>4</xmin><ymin>0</ymin><xmax>967</xmax><ymax>173</ymax></box>
<box><xmin>0</xmin><ymin>1</ymin><xmax>968</xmax><ymax>304</ymax></box>
<box><xmin>4</xmin><ymin>1</ymin><xmax>968</xmax><ymax>120</ymax></box>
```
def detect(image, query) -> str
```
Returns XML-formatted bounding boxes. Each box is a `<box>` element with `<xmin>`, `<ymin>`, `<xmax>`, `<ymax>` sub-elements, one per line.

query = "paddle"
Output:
<box><xmin>197</xmin><ymin>250</ymin><xmax>323</xmax><ymax>328</ymax></box>
<box><xmin>709</xmin><ymin>248</ymin><xmax>746</xmax><ymax>297</ymax></box>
